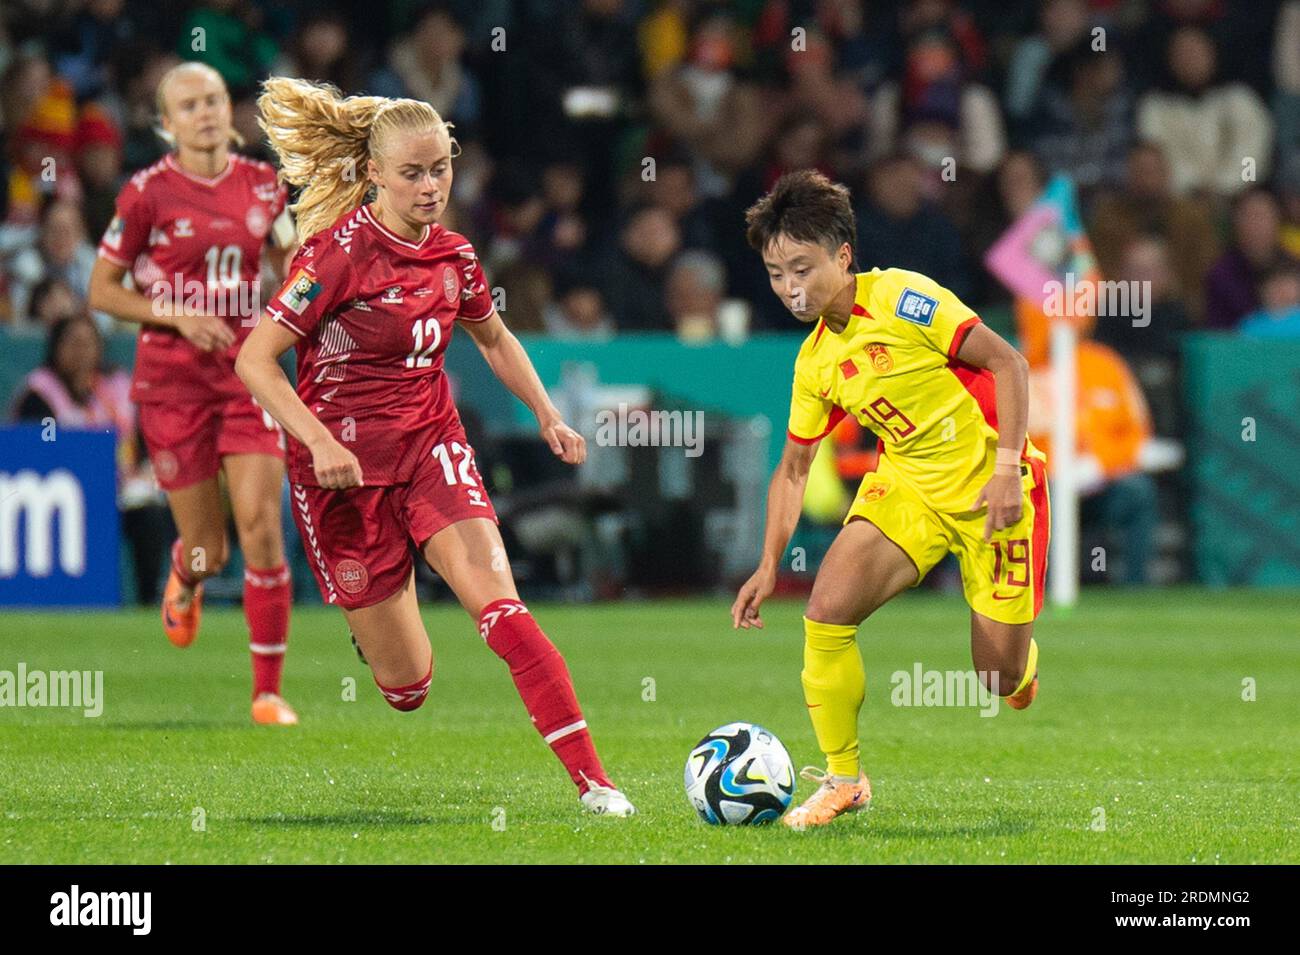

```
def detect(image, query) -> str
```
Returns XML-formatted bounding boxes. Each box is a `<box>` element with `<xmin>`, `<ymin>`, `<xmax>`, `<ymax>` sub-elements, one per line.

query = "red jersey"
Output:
<box><xmin>98</xmin><ymin>152</ymin><xmax>288</xmax><ymax>404</ymax></box>
<box><xmin>267</xmin><ymin>203</ymin><xmax>494</xmax><ymax>487</ymax></box>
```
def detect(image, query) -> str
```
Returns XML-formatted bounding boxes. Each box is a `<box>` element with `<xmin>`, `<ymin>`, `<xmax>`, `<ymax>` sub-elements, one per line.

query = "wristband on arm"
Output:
<box><xmin>994</xmin><ymin>446</ymin><xmax>1021</xmax><ymax>475</ymax></box>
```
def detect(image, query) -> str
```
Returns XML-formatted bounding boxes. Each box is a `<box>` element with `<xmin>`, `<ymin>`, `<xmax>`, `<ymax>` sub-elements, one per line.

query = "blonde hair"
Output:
<box><xmin>154</xmin><ymin>62</ymin><xmax>246</xmax><ymax>150</ymax></box>
<box><xmin>257</xmin><ymin>76</ymin><xmax>458</xmax><ymax>243</ymax></box>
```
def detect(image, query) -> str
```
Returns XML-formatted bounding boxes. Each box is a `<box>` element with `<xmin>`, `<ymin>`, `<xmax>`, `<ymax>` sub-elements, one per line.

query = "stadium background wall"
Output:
<box><xmin>1</xmin><ymin>326</ymin><xmax>1297</xmax><ymax>602</ymax></box>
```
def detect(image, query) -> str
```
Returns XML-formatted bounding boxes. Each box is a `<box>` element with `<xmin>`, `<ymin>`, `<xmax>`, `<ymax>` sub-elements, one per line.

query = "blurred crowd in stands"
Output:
<box><xmin>1</xmin><ymin>0</ymin><xmax>1297</xmax><ymax>592</ymax></box>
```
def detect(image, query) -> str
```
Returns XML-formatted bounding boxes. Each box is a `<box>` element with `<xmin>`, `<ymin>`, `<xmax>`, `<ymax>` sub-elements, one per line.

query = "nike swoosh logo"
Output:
<box><xmin>819</xmin><ymin>389</ymin><xmax>829</xmax><ymax>397</ymax></box>
<box><xmin>991</xmin><ymin>592</ymin><xmax>1019</xmax><ymax>601</ymax></box>
<box><xmin>806</xmin><ymin>703</ymin><xmax>822</xmax><ymax>708</ymax></box>
<box><xmin>164</xmin><ymin>604</ymin><xmax>180</xmax><ymax>628</ymax></box>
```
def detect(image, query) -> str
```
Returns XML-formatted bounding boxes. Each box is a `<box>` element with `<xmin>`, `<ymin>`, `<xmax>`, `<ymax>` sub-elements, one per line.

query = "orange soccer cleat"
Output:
<box><xmin>782</xmin><ymin>767</ymin><xmax>872</xmax><ymax>829</ymax></box>
<box><xmin>161</xmin><ymin>571</ymin><xmax>203</xmax><ymax>648</ymax></box>
<box><xmin>1005</xmin><ymin>673</ymin><xmax>1038</xmax><ymax>710</ymax></box>
<box><xmin>251</xmin><ymin>692</ymin><xmax>299</xmax><ymax>726</ymax></box>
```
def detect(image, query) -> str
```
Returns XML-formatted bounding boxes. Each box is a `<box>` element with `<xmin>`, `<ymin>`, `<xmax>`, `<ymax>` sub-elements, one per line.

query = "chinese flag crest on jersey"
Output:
<box><xmin>859</xmin><ymin>479</ymin><xmax>890</xmax><ymax>502</ymax></box>
<box><xmin>865</xmin><ymin>342</ymin><xmax>893</xmax><ymax>373</ymax></box>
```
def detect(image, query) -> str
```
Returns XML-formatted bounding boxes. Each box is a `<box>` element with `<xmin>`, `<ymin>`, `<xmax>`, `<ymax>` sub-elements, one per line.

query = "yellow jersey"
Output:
<box><xmin>787</xmin><ymin>268</ymin><xmax>1043</xmax><ymax>513</ymax></box>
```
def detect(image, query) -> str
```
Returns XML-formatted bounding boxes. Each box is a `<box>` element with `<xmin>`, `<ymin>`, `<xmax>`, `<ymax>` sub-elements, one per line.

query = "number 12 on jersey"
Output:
<box><xmin>431</xmin><ymin>440</ymin><xmax>489</xmax><ymax>507</ymax></box>
<box><xmin>406</xmin><ymin>318</ymin><xmax>442</xmax><ymax>368</ymax></box>
<box><xmin>432</xmin><ymin>441</ymin><xmax>477</xmax><ymax>486</ymax></box>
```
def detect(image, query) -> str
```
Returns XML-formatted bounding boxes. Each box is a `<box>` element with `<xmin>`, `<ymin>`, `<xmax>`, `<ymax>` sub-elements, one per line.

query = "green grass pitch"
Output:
<box><xmin>1</xmin><ymin>589</ymin><xmax>1296</xmax><ymax>864</ymax></box>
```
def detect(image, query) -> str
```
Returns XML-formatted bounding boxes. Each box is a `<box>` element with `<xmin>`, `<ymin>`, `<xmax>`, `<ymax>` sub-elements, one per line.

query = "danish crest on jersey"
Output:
<box><xmin>334</xmin><ymin>559</ymin><xmax>369</xmax><ymax>595</ymax></box>
<box><xmin>865</xmin><ymin>342</ymin><xmax>893</xmax><ymax>373</ymax></box>
<box><xmin>253</xmin><ymin>181</ymin><xmax>280</xmax><ymax>204</ymax></box>
<box><xmin>279</xmin><ymin>268</ymin><xmax>321</xmax><ymax>315</ymax></box>
<box><xmin>442</xmin><ymin>265</ymin><xmax>459</xmax><ymax>304</ymax></box>
<box><xmin>154</xmin><ymin>450</ymin><xmax>179</xmax><ymax>483</ymax></box>
<box><xmin>246</xmin><ymin>204</ymin><xmax>269</xmax><ymax>238</ymax></box>
<box><xmin>896</xmin><ymin>287</ymin><xmax>938</xmax><ymax>326</ymax></box>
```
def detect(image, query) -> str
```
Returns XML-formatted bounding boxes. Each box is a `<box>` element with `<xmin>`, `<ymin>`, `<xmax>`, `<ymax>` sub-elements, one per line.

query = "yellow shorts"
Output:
<box><xmin>844</xmin><ymin>455</ymin><xmax>1050</xmax><ymax>624</ymax></box>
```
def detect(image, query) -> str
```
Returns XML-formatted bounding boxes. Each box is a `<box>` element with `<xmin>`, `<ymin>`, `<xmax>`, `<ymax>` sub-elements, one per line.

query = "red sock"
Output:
<box><xmin>170</xmin><ymin>539</ymin><xmax>200</xmax><ymax>588</ymax></box>
<box><xmin>245</xmin><ymin>564</ymin><xmax>291</xmax><ymax>698</ymax></box>
<box><xmin>479</xmin><ymin>599</ymin><xmax>611</xmax><ymax>794</ymax></box>
<box><xmin>376</xmin><ymin>665</ymin><xmax>432</xmax><ymax>711</ymax></box>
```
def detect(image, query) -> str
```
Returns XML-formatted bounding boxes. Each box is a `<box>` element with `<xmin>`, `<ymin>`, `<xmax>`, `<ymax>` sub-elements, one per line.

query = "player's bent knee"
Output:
<box><xmin>803</xmin><ymin>595</ymin><xmax>869</xmax><ymax>628</ymax></box>
<box><xmin>236</xmin><ymin>515</ymin><xmax>282</xmax><ymax>560</ymax></box>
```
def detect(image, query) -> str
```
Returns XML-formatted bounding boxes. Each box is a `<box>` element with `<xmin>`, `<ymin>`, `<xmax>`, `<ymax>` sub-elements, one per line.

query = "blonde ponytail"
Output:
<box><xmin>257</xmin><ymin>76</ymin><xmax>456</xmax><ymax>243</ymax></box>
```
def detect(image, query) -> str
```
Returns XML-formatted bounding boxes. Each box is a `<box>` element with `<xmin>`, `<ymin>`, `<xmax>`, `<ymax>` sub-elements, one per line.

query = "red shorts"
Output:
<box><xmin>139</xmin><ymin>394</ymin><xmax>285</xmax><ymax>491</ymax></box>
<box><xmin>290</xmin><ymin>434</ymin><xmax>499</xmax><ymax>610</ymax></box>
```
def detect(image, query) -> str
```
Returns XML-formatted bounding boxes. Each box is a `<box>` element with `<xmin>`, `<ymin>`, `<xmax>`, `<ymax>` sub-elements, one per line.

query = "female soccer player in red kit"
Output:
<box><xmin>88</xmin><ymin>63</ymin><xmax>299</xmax><ymax>726</ymax></box>
<box><xmin>238</xmin><ymin>78</ymin><xmax>635</xmax><ymax>815</ymax></box>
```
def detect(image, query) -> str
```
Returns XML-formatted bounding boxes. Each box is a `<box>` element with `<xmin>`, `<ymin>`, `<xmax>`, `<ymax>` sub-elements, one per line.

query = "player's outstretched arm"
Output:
<box><xmin>955</xmin><ymin>323</ymin><xmax>1031</xmax><ymax>541</ymax></box>
<box><xmin>731</xmin><ymin>437</ymin><xmax>818</xmax><ymax>630</ymax></box>
<box><xmin>88</xmin><ymin>257</ymin><xmax>235</xmax><ymax>352</ymax></box>
<box><xmin>235</xmin><ymin>317</ymin><xmax>362</xmax><ymax>489</ymax></box>
<box><xmin>459</xmin><ymin>311</ymin><xmax>586</xmax><ymax>465</ymax></box>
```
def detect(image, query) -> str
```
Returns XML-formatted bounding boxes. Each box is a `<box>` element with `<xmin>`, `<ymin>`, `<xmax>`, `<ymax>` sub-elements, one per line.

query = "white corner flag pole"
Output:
<box><xmin>1049</xmin><ymin>319</ymin><xmax>1079</xmax><ymax>608</ymax></box>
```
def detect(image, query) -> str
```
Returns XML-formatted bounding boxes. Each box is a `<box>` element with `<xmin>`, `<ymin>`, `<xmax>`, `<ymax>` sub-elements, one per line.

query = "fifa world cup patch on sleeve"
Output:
<box><xmin>896</xmin><ymin>288</ymin><xmax>938</xmax><ymax>326</ymax></box>
<box><xmin>279</xmin><ymin>269</ymin><xmax>322</xmax><ymax>315</ymax></box>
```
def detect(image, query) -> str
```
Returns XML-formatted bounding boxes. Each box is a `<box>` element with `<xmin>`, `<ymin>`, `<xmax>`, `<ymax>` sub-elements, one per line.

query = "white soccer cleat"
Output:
<box><xmin>579</xmin><ymin>773</ymin><xmax>637</xmax><ymax>817</ymax></box>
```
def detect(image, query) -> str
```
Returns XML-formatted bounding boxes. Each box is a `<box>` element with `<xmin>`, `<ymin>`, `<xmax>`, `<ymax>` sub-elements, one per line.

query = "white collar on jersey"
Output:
<box><xmin>165</xmin><ymin>152</ymin><xmax>235</xmax><ymax>186</ymax></box>
<box><xmin>359</xmin><ymin>204</ymin><xmax>434</xmax><ymax>250</ymax></box>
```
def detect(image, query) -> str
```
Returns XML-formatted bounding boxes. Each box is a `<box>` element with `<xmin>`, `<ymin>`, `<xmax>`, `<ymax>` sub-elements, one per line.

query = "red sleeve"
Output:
<box><xmin>98</xmin><ymin>182</ymin><xmax>152</xmax><ymax>269</ymax></box>
<box><xmin>787</xmin><ymin>406</ymin><xmax>848</xmax><ymax>445</ymax></box>
<box><xmin>454</xmin><ymin>242</ymin><xmax>493</xmax><ymax>322</ymax></box>
<box><xmin>947</xmin><ymin>315</ymin><xmax>982</xmax><ymax>359</ymax></box>
<box><xmin>265</xmin><ymin>238</ymin><xmax>356</xmax><ymax>339</ymax></box>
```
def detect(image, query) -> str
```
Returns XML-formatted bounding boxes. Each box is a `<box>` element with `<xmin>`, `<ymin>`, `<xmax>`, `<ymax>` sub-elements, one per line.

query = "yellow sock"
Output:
<box><xmin>800</xmin><ymin>617</ymin><xmax>865</xmax><ymax>778</ymax></box>
<box><xmin>1007</xmin><ymin>638</ymin><xmax>1039</xmax><ymax>697</ymax></box>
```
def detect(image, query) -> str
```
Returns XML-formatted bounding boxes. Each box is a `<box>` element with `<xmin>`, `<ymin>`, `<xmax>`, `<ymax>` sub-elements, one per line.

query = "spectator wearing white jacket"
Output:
<box><xmin>4</xmin><ymin>198</ymin><xmax>107</xmax><ymax>330</ymax></box>
<box><xmin>1136</xmin><ymin>26</ymin><xmax>1273</xmax><ymax>198</ymax></box>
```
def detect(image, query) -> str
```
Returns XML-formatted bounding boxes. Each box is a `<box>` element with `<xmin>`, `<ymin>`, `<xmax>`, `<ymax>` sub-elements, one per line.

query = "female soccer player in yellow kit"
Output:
<box><xmin>731</xmin><ymin>170</ymin><xmax>1049</xmax><ymax>829</ymax></box>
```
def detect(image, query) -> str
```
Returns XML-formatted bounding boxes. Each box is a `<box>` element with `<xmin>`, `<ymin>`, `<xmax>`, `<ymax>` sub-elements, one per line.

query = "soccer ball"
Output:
<box><xmin>684</xmin><ymin>722</ymin><xmax>796</xmax><ymax>825</ymax></box>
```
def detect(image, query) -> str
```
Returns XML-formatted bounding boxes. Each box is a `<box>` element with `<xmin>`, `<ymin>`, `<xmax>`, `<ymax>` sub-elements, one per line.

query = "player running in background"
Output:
<box><xmin>238</xmin><ymin>78</ymin><xmax>634</xmax><ymax>816</ymax></box>
<box><xmin>730</xmin><ymin>171</ymin><xmax>1049</xmax><ymax>828</ymax></box>
<box><xmin>88</xmin><ymin>63</ymin><xmax>299</xmax><ymax>726</ymax></box>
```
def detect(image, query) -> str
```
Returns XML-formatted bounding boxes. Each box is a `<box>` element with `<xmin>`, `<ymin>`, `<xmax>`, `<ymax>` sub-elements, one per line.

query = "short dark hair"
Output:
<box><xmin>744</xmin><ymin>169</ymin><xmax>857</xmax><ymax>267</ymax></box>
<box><xmin>44</xmin><ymin>314</ymin><xmax>101</xmax><ymax>370</ymax></box>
